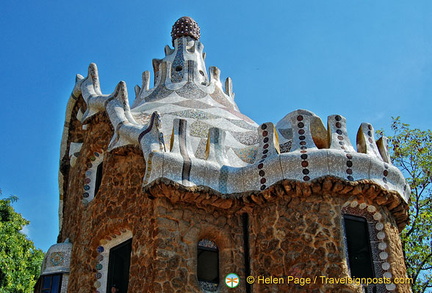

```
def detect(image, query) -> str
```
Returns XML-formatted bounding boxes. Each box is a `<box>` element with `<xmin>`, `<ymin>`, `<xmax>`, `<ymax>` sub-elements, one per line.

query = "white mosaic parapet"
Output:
<box><xmin>327</xmin><ymin>114</ymin><xmax>355</xmax><ymax>152</ymax></box>
<box><xmin>134</xmin><ymin>109</ymin><xmax>409</xmax><ymax>202</ymax></box>
<box><xmin>357</xmin><ymin>122</ymin><xmax>382</xmax><ymax>159</ymax></box>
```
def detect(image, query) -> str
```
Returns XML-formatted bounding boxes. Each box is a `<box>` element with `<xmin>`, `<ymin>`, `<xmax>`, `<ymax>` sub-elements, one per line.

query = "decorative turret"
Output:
<box><xmin>34</xmin><ymin>240</ymin><xmax>72</xmax><ymax>292</ymax></box>
<box><xmin>49</xmin><ymin>17</ymin><xmax>411</xmax><ymax>293</ymax></box>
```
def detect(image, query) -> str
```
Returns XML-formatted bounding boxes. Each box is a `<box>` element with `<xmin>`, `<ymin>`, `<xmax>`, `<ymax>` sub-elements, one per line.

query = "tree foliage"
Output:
<box><xmin>0</xmin><ymin>191</ymin><xmax>44</xmax><ymax>293</ymax></box>
<box><xmin>381</xmin><ymin>117</ymin><xmax>432</xmax><ymax>293</ymax></box>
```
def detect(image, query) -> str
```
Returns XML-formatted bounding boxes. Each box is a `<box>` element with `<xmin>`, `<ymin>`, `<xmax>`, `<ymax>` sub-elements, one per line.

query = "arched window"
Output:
<box><xmin>342</xmin><ymin>200</ymin><xmax>395</xmax><ymax>291</ymax></box>
<box><xmin>94</xmin><ymin>231</ymin><xmax>133</xmax><ymax>293</ymax></box>
<box><xmin>82</xmin><ymin>151</ymin><xmax>104</xmax><ymax>203</ymax></box>
<box><xmin>197</xmin><ymin>239</ymin><xmax>219</xmax><ymax>292</ymax></box>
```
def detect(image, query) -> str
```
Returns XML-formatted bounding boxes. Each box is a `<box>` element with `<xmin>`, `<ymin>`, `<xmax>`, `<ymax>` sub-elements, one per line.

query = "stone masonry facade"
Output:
<box><xmin>56</xmin><ymin>98</ymin><xmax>410</xmax><ymax>292</ymax></box>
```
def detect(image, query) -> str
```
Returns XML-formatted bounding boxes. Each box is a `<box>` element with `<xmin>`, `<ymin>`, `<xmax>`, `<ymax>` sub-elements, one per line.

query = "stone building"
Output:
<box><xmin>35</xmin><ymin>17</ymin><xmax>411</xmax><ymax>292</ymax></box>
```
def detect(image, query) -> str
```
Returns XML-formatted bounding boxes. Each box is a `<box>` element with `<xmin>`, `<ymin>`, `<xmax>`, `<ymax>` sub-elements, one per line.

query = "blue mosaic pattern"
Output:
<box><xmin>171</xmin><ymin>38</ymin><xmax>185</xmax><ymax>83</ymax></box>
<box><xmin>218</xmin><ymin>166</ymin><xmax>229</xmax><ymax>193</ymax></box>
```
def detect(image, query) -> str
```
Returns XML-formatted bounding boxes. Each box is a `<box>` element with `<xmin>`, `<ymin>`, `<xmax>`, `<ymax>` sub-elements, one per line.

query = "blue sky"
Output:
<box><xmin>1</xmin><ymin>0</ymin><xmax>431</xmax><ymax>252</ymax></box>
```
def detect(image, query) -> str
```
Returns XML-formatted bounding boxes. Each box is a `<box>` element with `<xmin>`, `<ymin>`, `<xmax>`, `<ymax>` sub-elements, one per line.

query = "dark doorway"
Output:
<box><xmin>106</xmin><ymin>239</ymin><xmax>132</xmax><ymax>293</ymax></box>
<box><xmin>343</xmin><ymin>215</ymin><xmax>374</xmax><ymax>278</ymax></box>
<box><xmin>197</xmin><ymin>239</ymin><xmax>219</xmax><ymax>291</ymax></box>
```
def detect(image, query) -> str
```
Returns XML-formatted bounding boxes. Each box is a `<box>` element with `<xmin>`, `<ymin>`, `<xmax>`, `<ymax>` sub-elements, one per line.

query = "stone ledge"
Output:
<box><xmin>144</xmin><ymin>176</ymin><xmax>409</xmax><ymax>230</ymax></box>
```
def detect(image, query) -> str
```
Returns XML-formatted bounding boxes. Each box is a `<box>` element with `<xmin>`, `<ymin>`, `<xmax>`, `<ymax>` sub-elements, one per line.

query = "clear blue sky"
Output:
<box><xmin>1</xmin><ymin>0</ymin><xmax>431</xmax><ymax>252</ymax></box>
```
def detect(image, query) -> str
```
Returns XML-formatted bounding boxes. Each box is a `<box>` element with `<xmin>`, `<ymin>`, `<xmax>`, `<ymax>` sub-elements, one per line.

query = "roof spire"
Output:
<box><xmin>171</xmin><ymin>16</ymin><xmax>200</xmax><ymax>43</ymax></box>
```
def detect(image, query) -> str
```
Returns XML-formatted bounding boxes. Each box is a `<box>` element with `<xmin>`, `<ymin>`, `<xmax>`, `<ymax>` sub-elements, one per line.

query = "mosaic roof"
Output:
<box><xmin>41</xmin><ymin>239</ymin><xmax>72</xmax><ymax>275</ymax></box>
<box><xmin>62</xmin><ymin>17</ymin><xmax>410</xmax><ymax>204</ymax></box>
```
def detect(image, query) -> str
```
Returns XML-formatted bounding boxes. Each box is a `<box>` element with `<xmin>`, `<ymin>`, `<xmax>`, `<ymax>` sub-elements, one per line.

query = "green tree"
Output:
<box><xmin>0</xmin><ymin>191</ymin><xmax>44</xmax><ymax>293</ymax></box>
<box><xmin>381</xmin><ymin>117</ymin><xmax>432</xmax><ymax>293</ymax></box>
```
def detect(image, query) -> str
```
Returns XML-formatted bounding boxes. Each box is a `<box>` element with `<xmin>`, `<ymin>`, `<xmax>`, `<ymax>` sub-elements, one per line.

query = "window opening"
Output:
<box><xmin>35</xmin><ymin>274</ymin><xmax>62</xmax><ymax>293</ymax></box>
<box><xmin>343</xmin><ymin>215</ymin><xmax>374</xmax><ymax>278</ymax></box>
<box><xmin>106</xmin><ymin>239</ymin><xmax>132</xmax><ymax>293</ymax></box>
<box><xmin>197</xmin><ymin>239</ymin><xmax>219</xmax><ymax>292</ymax></box>
<box><xmin>94</xmin><ymin>162</ymin><xmax>103</xmax><ymax>195</ymax></box>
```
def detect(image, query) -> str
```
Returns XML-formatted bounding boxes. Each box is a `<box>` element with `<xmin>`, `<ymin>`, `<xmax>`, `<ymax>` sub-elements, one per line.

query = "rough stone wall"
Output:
<box><xmin>63</xmin><ymin>142</ymin><xmax>151</xmax><ymax>292</ymax></box>
<box><xmin>151</xmin><ymin>196</ymin><xmax>246</xmax><ymax>292</ymax></box>
<box><xmin>66</xmin><ymin>95</ymin><xmax>87</xmax><ymax>144</ymax></box>
<box><xmin>143</xmin><ymin>181</ymin><xmax>410</xmax><ymax>293</ymax></box>
<box><xmin>59</xmin><ymin>95</ymin><xmax>87</xmax><ymax>205</ymax></box>
<box><xmin>249</xmin><ymin>196</ymin><xmax>346</xmax><ymax>293</ymax></box>
<box><xmin>60</xmin><ymin>110</ymin><xmax>153</xmax><ymax>292</ymax></box>
<box><xmin>382</xmin><ymin>209</ymin><xmax>410</xmax><ymax>293</ymax></box>
<box><xmin>60</xmin><ymin>110</ymin><xmax>112</xmax><ymax>243</ymax></box>
<box><xmin>248</xmin><ymin>191</ymin><xmax>410</xmax><ymax>293</ymax></box>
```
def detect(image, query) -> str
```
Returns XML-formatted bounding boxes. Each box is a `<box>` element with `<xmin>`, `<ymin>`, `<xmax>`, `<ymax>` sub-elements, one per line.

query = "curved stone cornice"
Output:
<box><xmin>143</xmin><ymin>176</ymin><xmax>409</xmax><ymax>229</ymax></box>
